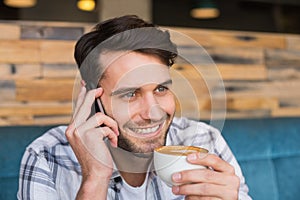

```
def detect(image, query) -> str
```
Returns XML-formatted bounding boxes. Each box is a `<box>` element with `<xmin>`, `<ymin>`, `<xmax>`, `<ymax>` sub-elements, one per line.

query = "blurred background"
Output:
<box><xmin>1</xmin><ymin>0</ymin><xmax>300</xmax><ymax>33</ymax></box>
<box><xmin>1</xmin><ymin>0</ymin><xmax>300</xmax><ymax>200</ymax></box>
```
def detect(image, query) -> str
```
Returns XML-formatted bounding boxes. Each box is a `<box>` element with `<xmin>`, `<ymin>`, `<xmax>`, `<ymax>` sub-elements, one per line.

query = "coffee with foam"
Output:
<box><xmin>154</xmin><ymin>145</ymin><xmax>208</xmax><ymax>187</ymax></box>
<box><xmin>155</xmin><ymin>146</ymin><xmax>207</xmax><ymax>156</ymax></box>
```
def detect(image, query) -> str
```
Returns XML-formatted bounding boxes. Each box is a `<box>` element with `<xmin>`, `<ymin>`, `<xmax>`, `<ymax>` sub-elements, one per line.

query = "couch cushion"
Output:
<box><xmin>0</xmin><ymin>126</ymin><xmax>55</xmax><ymax>200</ymax></box>
<box><xmin>1</xmin><ymin>117</ymin><xmax>300</xmax><ymax>200</ymax></box>
<box><xmin>274</xmin><ymin>156</ymin><xmax>300</xmax><ymax>200</ymax></box>
<box><xmin>221</xmin><ymin>117</ymin><xmax>300</xmax><ymax>200</ymax></box>
<box><xmin>239</xmin><ymin>159</ymin><xmax>278</xmax><ymax>200</ymax></box>
<box><xmin>221</xmin><ymin>117</ymin><xmax>300</xmax><ymax>161</ymax></box>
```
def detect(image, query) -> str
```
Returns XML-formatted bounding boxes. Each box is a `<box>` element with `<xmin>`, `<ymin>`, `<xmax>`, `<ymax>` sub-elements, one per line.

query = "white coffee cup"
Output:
<box><xmin>154</xmin><ymin>145</ymin><xmax>208</xmax><ymax>187</ymax></box>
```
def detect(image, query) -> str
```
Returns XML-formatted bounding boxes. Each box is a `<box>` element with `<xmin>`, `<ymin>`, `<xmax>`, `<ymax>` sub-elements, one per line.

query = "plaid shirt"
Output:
<box><xmin>18</xmin><ymin>117</ymin><xmax>251</xmax><ymax>200</ymax></box>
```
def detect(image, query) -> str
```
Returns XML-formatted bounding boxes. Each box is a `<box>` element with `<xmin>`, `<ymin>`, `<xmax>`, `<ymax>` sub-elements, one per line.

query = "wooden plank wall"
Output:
<box><xmin>0</xmin><ymin>21</ymin><xmax>300</xmax><ymax>126</ymax></box>
<box><xmin>170</xmin><ymin>27</ymin><xmax>300</xmax><ymax>119</ymax></box>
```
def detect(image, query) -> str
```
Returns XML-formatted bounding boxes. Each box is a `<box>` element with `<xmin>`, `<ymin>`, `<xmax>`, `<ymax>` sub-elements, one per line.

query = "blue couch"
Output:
<box><xmin>1</xmin><ymin>117</ymin><xmax>300</xmax><ymax>200</ymax></box>
<box><xmin>221</xmin><ymin>117</ymin><xmax>300</xmax><ymax>200</ymax></box>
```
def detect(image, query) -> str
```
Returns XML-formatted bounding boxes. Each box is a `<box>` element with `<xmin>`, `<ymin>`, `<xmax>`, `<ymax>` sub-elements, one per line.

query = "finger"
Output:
<box><xmin>75</xmin><ymin>128</ymin><xmax>114</xmax><ymax>169</ymax></box>
<box><xmin>187</xmin><ymin>153</ymin><xmax>235</xmax><ymax>174</ymax></box>
<box><xmin>81</xmin><ymin>79</ymin><xmax>86</xmax><ymax>87</ymax></box>
<box><xmin>78</xmin><ymin>112</ymin><xmax>119</xmax><ymax>136</ymax></box>
<box><xmin>172</xmin><ymin>168</ymin><xmax>239</xmax><ymax>187</ymax></box>
<box><xmin>67</xmin><ymin>85</ymin><xmax>88</xmax><ymax>139</ymax></box>
<box><xmin>72</xmin><ymin>80</ymin><xmax>87</xmax><ymax>118</ymax></box>
<box><xmin>185</xmin><ymin>195</ymin><xmax>221</xmax><ymax>200</ymax></box>
<box><xmin>173</xmin><ymin>183</ymin><xmax>238</xmax><ymax>200</ymax></box>
<box><xmin>65</xmin><ymin>122</ymin><xmax>76</xmax><ymax>141</ymax></box>
<box><xmin>73</xmin><ymin>88</ymin><xmax>103</xmax><ymax>127</ymax></box>
<box><xmin>99</xmin><ymin>127</ymin><xmax>118</xmax><ymax>147</ymax></box>
<box><xmin>73</xmin><ymin>85</ymin><xmax>87</xmax><ymax>117</ymax></box>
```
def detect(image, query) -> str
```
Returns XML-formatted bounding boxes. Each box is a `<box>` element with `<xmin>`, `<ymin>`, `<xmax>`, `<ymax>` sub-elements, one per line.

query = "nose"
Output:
<box><xmin>140</xmin><ymin>94</ymin><xmax>164</xmax><ymax>122</ymax></box>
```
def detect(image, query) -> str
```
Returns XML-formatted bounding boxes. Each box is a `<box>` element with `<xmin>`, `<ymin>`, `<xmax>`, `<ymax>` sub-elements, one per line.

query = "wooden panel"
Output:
<box><xmin>169</xmin><ymin>27</ymin><xmax>286</xmax><ymax>49</ymax></box>
<box><xmin>272</xmin><ymin>108</ymin><xmax>300</xmax><ymax>117</ymax></box>
<box><xmin>0</xmin><ymin>24</ymin><xmax>20</xmax><ymax>39</ymax></box>
<box><xmin>0</xmin><ymin>115</ymin><xmax>70</xmax><ymax>126</ymax></box>
<box><xmin>266</xmin><ymin>49</ymin><xmax>300</xmax><ymax>68</ymax></box>
<box><xmin>172</xmin><ymin>63</ymin><xmax>267</xmax><ymax>81</ymax></box>
<box><xmin>1</xmin><ymin>21</ymin><xmax>300</xmax><ymax>125</ymax></box>
<box><xmin>227</xmin><ymin>97</ymin><xmax>279</xmax><ymax>110</ymax></box>
<box><xmin>16</xmin><ymin>79</ymin><xmax>74</xmax><ymax>101</ymax></box>
<box><xmin>0</xmin><ymin>64</ymin><xmax>41</xmax><ymax>79</ymax></box>
<box><xmin>33</xmin><ymin>115</ymin><xmax>71</xmax><ymax>125</ymax></box>
<box><xmin>0</xmin><ymin>40</ymin><xmax>40</xmax><ymax>63</ymax></box>
<box><xmin>224</xmin><ymin>80</ymin><xmax>300</xmax><ymax>99</ymax></box>
<box><xmin>171</xmin><ymin>78</ymin><xmax>210</xmax><ymax>97</ymax></box>
<box><xmin>207</xmin><ymin>47</ymin><xmax>264</xmax><ymax>65</ymax></box>
<box><xmin>0</xmin><ymin>116</ymin><xmax>33</xmax><ymax>126</ymax></box>
<box><xmin>177</xmin><ymin>46</ymin><xmax>264</xmax><ymax>65</ymax></box>
<box><xmin>0</xmin><ymin>64</ymin><xmax>11</xmax><ymax>77</ymax></box>
<box><xmin>0</xmin><ymin>102</ymin><xmax>72</xmax><ymax>117</ymax></box>
<box><xmin>170</xmin><ymin>67</ymin><xmax>211</xmax><ymax>100</ymax></box>
<box><xmin>0</xmin><ymin>80</ymin><xmax>15</xmax><ymax>102</ymax></box>
<box><xmin>176</xmin><ymin>96</ymin><xmax>278</xmax><ymax>118</ymax></box>
<box><xmin>42</xmin><ymin>64</ymin><xmax>78</xmax><ymax>78</ymax></box>
<box><xmin>15</xmin><ymin>20</ymin><xmax>92</xmax><ymax>28</ymax></box>
<box><xmin>279</xmin><ymin>98</ymin><xmax>300</xmax><ymax>107</ymax></box>
<box><xmin>176</xmin><ymin>98</ymin><xmax>211</xmax><ymax>110</ymax></box>
<box><xmin>0</xmin><ymin>118</ymin><xmax>10</xmax><ymax>126</ymax></box>
<box><xmin>218</xmin><ymin>64</ymin><xmax>267</xmax><ymax>80</ymax></box>
<box><xmin>222</xmin><ymin>110</ymin><xmax>271</xmax><ymax>119</ymax></box>
<box><xmin>40</xmin><ymin>40</ymin><xmax>76</xmax><ymax>64</ymax></box>
<box><xmin>268</xmin><ymin>67</ymin><xmax>300</xmax><ymax>81</ymax></box>
<box><xmin>175</xmin><ymin>109</ymin><xmax>271</xmax><ymax>120</ymax></box>
<box><xmin>175</xmin><ymin>98</ymin><xmax>211</xmax><ymax>119</ymax></box>
<box><xmin>21</xmin><ymin>26</ymin><xmax>83</xmax><ymax>40</ymax></box>
<box><xmin>286</xmin><ymin>35</ymin><xmax>300</xmax><ymax>51</ymax></box>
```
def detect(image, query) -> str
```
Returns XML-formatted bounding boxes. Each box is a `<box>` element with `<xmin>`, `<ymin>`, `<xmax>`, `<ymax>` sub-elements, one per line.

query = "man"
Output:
<box><xmin>18</xmin><ymin>15</ymin><xmax>251</xmax><ymax>199</ymax></box>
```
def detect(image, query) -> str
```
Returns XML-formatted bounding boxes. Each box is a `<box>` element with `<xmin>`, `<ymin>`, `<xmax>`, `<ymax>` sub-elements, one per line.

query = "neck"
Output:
<box><xmin>120</xmin><ymin>171</ymin><xmax>147</xmax><ymax>187</ymax></box>
<box><xmin>106</xmin><ymin>142</ymin><xmax>154</xmax><ymax>187</ymax></box>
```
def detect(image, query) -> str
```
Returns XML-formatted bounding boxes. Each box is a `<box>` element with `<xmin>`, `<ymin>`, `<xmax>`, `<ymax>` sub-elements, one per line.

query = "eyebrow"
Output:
<box><xmin>110</xmin><ymin>79</ymin><xmax>173</xmax><ymax>96</ymax></box>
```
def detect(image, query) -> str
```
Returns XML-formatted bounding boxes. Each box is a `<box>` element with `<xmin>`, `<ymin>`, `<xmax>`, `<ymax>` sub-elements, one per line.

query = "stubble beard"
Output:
<box><xmin>117</xmin><ymin>115</ymin><xmax>173</xmax><ymax>153</ymax></box>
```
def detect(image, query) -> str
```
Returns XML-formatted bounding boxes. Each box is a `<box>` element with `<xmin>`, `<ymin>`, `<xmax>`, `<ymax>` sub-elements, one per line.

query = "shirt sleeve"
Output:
<box><xmin>210</xmin><ymin>126</ymin><xmax>252</xmax><ymax>200</ymax></box>
<box><xmin>17</xmin><ymin>147</ymin><xmax>59</xmax><ymax>200</ymax></box>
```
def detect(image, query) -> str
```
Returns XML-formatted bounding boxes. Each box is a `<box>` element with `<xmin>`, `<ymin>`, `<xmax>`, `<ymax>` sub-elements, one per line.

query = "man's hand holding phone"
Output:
<box><xmin>65</xmin><ymin>81</ymin><xmax>119</xmax><ymax>199</ymax></box>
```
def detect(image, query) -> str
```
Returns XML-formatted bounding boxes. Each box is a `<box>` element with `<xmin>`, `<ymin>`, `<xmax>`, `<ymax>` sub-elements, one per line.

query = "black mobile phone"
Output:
<box><xmin>96</xmin><ymin>98</ymin><xmax>105</xmax><ymax>114</ymax></box>
<box><xmin>86</xmin><ymin>82</ymin><xmax>106</xmax><ymax>114</ymax></box>
<box><xmin>96</xmin><ymin>97</ymin><xmax>112</xmax><ymax>145</ymax></box>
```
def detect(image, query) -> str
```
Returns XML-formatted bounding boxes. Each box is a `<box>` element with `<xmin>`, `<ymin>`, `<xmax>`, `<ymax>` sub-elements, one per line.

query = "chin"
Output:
<box><xmin>118</xmin><ymin>124</ymin><xmax>171</xmax><ymax>153</ymax></box>
<box><xmin>118</xmin><ymin>113</ymin><xmax>174</xmax><ymax>153</ymax></box>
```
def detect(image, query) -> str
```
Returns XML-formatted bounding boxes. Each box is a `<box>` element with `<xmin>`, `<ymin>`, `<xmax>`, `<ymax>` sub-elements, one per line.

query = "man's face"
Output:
<box><xmin>99</xmin><ymin>51</ymin><xmax>176</xmax><ymax>153</ymax></box>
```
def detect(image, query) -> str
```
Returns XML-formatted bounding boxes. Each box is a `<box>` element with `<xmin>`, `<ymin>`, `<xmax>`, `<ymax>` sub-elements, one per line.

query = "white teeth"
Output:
<box><xmin>133</xmin><ymin>125</ymin><xmax>160</xmax><ymax>134</ymax></box>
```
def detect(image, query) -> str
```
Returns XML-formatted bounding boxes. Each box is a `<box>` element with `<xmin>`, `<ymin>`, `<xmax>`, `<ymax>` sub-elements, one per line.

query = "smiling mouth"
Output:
<box><xmin>130</xmin><ymin>125</ymin><xmax>160</xmax><ymax>134</ymax></box>
<box><xmin>127</xmin><ymin>121</ymin><xmax>165</xmax><ymax>135</ymax></box>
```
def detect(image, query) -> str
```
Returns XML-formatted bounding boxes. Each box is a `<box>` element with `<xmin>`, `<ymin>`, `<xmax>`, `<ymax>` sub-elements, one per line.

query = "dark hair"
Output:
<box><xmin>74</xmin><ymin>15</ymin><xmax>177</xmax><ymax>69</ymax></box>
<box><xmin>74</xmin><ymin>15</ymin><xmax>178</xmax><ymax>90</ymax></box>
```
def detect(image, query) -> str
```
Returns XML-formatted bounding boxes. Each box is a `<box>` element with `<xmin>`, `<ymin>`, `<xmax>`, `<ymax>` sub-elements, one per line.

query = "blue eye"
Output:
<box><xmin>156</xmin><ymin>86</ymin><xmax>168</xmax><ymax>92</ymax></box>
<box><xmin>121</xmin><ymin>91</ymin><xmax>136</xmax><ymax>99</ymax></box>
